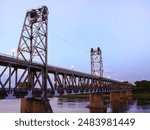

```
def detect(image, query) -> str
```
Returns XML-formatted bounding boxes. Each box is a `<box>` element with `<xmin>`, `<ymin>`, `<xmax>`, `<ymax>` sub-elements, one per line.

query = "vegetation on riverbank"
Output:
<box><xmin>133</xmin><ymin>93</ymin><xmax>150</xmax><ymax>100</ymax></box>
<box><xmin>134</xmin><ymin>80</ymin><xmax>150</xmax><ymax>93</ymax></box>
<box><xmin>133</xmin><ymin>80</ymin><xmax>150</xmax><ymax>100</ymax></box>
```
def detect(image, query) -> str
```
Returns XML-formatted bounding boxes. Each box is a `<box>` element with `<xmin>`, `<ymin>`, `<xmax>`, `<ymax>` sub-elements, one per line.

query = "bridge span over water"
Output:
<box><xmin>0</xmin><ymin>53</ymin><xmax>133</xmax><ymax>99</ymax></box>
<box><xmin>0</xmin><ymin>6</ymin><xmax>133</xmax><ymax>113</ymax></box>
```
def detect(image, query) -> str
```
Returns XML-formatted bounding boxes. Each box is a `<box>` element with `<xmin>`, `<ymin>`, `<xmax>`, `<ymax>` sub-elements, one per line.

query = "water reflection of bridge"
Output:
<box><xmin>0</xmin><ymin>6</ymin><xmax>133</xmax><ymax>113</ymax></box>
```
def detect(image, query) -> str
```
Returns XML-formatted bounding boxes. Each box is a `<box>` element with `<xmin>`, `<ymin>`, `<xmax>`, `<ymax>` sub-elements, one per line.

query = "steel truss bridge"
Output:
<box><xmin>0</xmin><ymin>6</ymin><xmax>133</xmax><ymax>100</ymax></box>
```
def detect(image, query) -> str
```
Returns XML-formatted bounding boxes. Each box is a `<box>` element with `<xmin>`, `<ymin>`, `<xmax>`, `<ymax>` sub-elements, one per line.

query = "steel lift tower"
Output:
<box><xmin>91</xmin><ymin>47</ymin><xmax>103</xmax><ymax>77</ymax></box>
<box><xmin>17</xmin><ymin>6</ymin><xmax>48</xmax><ymax>99</ymax></box>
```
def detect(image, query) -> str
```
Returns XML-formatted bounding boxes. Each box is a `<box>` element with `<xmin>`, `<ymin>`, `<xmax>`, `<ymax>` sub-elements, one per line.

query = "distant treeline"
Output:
<box><xmin>134</xmin><ymin>80</ymin><xmax>150</xmax><ymax>93</ymax></box>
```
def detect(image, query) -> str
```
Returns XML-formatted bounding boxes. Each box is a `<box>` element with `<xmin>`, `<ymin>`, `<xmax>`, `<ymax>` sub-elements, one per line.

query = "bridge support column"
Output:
<box><xmin>20</xmin><ymin>98</ymin><xmax>53</xmax><ymax>113</ymax></box>
<box><xmin>110</xmin><ymin>92</ymin><xmax>120</xmax><ymax>101</ymax></box>
<box><xmin>89</xmin><ymin>93</ymin><xmax>106</xmax><ymax>113</ymax></box>
<box><xmin>120</xmin><ymin>92</ymin><xmax>127</xmax><ymax>99</ymax></box>
<box><xmin>120</xmin><ymin>91</ymin><xmax>133</xmax><ymax>99</ymax></box>
<box><xmin>110</xmin><ymin>92</ymin><xmax>133</xmax><ymax>112</ymax></box>
<box><xmin>110</xmin><ymin>92</ymin><xmax>121</xmax><ymax>112</ymax></box>
<box><xmin>126</xmin><ymin>91</ymin><xmax>132</xmax><ymax>97</ymax></box>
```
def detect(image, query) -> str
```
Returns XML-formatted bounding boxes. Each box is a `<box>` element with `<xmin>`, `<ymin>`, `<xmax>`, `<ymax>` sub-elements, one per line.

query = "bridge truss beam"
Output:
<box><xmin>0</xmin><ymin>54</ymin><xmax>133</xmax><ymax>99</ymax></box>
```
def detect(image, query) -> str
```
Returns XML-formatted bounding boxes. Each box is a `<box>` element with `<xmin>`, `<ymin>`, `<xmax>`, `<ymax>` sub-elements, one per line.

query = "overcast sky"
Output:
<box><xmin>0</xmin><ymin>0</ymin><xmax>150</xmax><ymax>83</ymax></box>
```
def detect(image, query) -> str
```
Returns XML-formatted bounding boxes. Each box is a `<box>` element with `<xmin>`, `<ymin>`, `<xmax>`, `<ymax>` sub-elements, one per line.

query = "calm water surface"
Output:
<box><xmin>0</xmin><ymin>97</ymin><xmax>150</xmax><ymax>113</ymax></box>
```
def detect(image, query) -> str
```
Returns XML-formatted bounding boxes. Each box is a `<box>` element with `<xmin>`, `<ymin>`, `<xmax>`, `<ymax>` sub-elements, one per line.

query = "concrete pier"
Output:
<box><xmin>110</xmin><ymin>91</ymin><xmax>133</xmax><ymax>112</ymax></box>
<box><xmin>20</xmin><ymin>98</ymin><xmax>53</xmax><ymax>113</ymax></box>
<box><xmin>89</xmin><ymin>93</ymin><xmax>106</xmax><ymax>112</ymax></box>
<box><xmin>126</xmin><ymin>91</ymin><xmax>133</xmax><ymax>97</ymax></box>
<box><xmin>110</xmin><ymin>91</ymin><xmax>133</xmax><ymax>101</ymax></box>
<box><xmin>110</xmin><ymin>92</ymin><xmax>120</xmax><ymax>101</ymax></box>
<box><xmin>120</xmin><ymin>92</ymin><xmax>127</xmax><ymax>99</ymax></box>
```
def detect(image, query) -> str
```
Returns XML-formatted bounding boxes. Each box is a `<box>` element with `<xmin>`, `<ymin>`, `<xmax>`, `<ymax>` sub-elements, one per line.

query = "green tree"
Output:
<box><xmin>134</xmin><ymin>80</ymin><xmax>150</xmax><ymax>93</ymax></box>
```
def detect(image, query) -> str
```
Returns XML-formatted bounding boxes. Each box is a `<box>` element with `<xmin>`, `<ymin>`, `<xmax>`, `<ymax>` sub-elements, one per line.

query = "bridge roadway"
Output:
<box><xmin>0</xmin><ymin>53</ymin><xmax>133</xmax><ymax>99</ymax></box>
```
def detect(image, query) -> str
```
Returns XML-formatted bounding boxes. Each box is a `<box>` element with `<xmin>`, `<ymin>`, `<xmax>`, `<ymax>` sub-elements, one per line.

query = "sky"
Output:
<box><xmin>0</xmin><ymin>0</ymin><xmax>150</xmax><ymax>83</ymax></box>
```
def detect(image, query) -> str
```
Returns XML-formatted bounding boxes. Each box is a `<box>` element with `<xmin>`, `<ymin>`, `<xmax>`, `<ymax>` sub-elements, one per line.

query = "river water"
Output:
<box><xmin>0</xmin><ymin>97</ymin><xmax>150</xmax><ymax>113</ymax></box>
